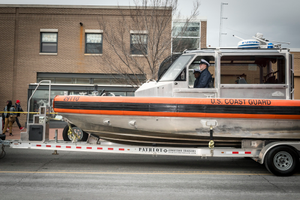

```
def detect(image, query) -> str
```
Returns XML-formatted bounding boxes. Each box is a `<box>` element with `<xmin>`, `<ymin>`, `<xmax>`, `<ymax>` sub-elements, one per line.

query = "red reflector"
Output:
<box><xmin>232</xmin><ymin>152</ymin><xmax>239</xmax><ymax>154</ymax></box>
<box><xmin>119</xmin><ymin>148</ymin><xmax>124</xmax><ymax>151</ymax></box>
<box><xmin>46</xmin><ymin>145</ymin><xmax>51</xmax><ymax>147</ymax></box>
<box><xmin>108</xmin><ymin>148</ymin><xmax>113</xmax><ymax>150</ymax></box>
<box><xmin>56</xmin><ymin>145</ymin><xmax>61</xmax><ymax>148</ymax></box>
<box><xmin>245</xmin><ymin>152</ymin><xmax>251</xmax><ymax>154</ymax></box>
<box><xmin>36</xmin><ymin>145</ymin><xmax>41</xmax><ymax>147</ymax></box>
<box><xmin>87</xmin><ymin>147</ymin><xmax>92</xmax><ymax>149</ymax></box>
<box><xmin>76</xmin><ymin>146</ymin><xmax>81</xmax><ymax>149</ymax></box>
<box><xmin>66</xmin><ymin>146</ymin><xmax>71</xmax><ymax>148</ymax></box>
<box><xmin>97</xmin><ymin>147</ymin><xmax>103</xmax><ymax>150</ymax></box>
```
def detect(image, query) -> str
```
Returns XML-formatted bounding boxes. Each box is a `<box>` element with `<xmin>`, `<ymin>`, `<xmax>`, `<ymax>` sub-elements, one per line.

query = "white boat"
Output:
<box><xmin>53</xmin><ymin>46</ymin><xmax>300</xmax><ymax>147</ymax></box>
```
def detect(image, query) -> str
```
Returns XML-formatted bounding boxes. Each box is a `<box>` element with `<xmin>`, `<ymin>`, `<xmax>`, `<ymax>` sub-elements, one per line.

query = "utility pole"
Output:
<box><xmin>219</xmin><ymin>2</ymin><xmax>228</xmax><ymax>47</ymax></box>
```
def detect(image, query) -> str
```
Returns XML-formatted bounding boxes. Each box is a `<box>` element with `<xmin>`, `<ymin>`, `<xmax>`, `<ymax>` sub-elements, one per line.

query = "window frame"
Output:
<box><xmin>187</xmin><ymin>56</ymin><xmax>215</xmax><ymax>88</ymax></box>
<box><xmin>40</xmin><ymin>32</ymin><xmax>58</xmax><ymax>53</ymax></box>
<box><xmin>219</xmin><ymin>55</ymin><xmax>286</xmax><ymax>85</ymax></box>
<box><xmin>85</xmin><ymin>33</ymin><xmax>103</xmax><ymax>54</ymax></box>
<box><xmin>172</xmin><ymin>20</ymin><xmax>201</xmax><ymax>53</ymax></box>
<box><xmin>130</xmin><ymin>33</ymin><xmax>148</xmax><ymax>55</ymax></box>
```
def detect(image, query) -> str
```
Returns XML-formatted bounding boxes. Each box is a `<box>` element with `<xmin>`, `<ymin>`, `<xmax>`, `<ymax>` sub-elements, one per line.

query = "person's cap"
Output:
<box><xmin>193</xmin><ymin>69</ymin><xmax>201</xmax><ymax>74</ymax></box>
<box><xmin>16</xmin><ymin>100</ymin><xmax>20</xmax><ymax>103</ymax></box>
<box><xmin>199</xmin><ymin>59</ymin><xmax>210</xmax><ymax>67</ymax></box>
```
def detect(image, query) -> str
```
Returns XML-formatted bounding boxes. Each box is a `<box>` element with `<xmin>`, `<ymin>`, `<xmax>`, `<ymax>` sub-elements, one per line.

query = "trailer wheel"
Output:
<box><xmin>264</xmin><ymin>146</ymin><xmax>299</xmax><ymax>176</ymax></box>
<box><xmin>62</xmin><ymin>124</ymin><xmax>88</xmax><ymax>142</ymax></box>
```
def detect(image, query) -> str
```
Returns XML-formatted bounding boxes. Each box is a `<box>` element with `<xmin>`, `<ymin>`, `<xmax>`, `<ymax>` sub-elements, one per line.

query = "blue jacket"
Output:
<box><xmin>3</xmin><ymin>106</ymin><xmax>16</xmax><ymax>118</ymax></box>
<box><xmin>194</xmin><ymin>68</ymin><xmax>212</xmax><ymax>88</ymax></box>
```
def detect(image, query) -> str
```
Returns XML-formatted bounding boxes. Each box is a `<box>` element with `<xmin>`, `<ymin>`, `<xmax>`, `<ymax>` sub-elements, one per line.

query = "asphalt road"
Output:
<box><xmin>0</xmin><ymin>148</ymin><xmax>300</xmax><ymax>200</ymax></box>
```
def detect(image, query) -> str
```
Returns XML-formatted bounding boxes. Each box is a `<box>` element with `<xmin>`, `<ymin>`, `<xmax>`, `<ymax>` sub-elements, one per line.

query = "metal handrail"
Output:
<box><xmin>26</xmin><ymin>80</ymin><xmax>51</xmax><ymax>127</ymax></box>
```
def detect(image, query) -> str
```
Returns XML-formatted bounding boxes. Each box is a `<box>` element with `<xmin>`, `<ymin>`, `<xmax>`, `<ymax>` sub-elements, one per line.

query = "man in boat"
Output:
<box><xmin>193</xmin><ymin>59</ymin><xmax>212</xmax><ymax>88</ymax></box>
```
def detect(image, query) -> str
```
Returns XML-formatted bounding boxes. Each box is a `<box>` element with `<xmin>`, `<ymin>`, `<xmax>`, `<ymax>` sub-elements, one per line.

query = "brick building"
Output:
<box><xmin>1</xmin><ymin>4</ymin><xmax>205</xmax><ymax>127</ymax></box>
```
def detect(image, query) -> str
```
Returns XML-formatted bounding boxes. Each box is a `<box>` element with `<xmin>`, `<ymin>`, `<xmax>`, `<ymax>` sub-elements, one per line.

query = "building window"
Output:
<box><xmin>130</xmin><ymin>34</ymin><xmax>148</xmax><ymax>55</ymax></box>
<box><xmin>172</xmin><ymin>38</ymin><xmax>200</xmax><ymax>53</ymax></box>
<box><xmin>85</xmin><ymin>33</ymin><xmax>102</xmax><ymax>54</ymax></box>
<box><xmin>40</xmin><ymin>32</ymin><xmax>58</xmax><ymax>53</ymax></box>
<box><xmin>173</xmin><ymin>22</ymin><xmax>200</xmax><ymax>37</ymax></box>
<box><xmin>172</xmin><ymin>21</ymin><xmax>201</xmax><ymax>53</ymax></box>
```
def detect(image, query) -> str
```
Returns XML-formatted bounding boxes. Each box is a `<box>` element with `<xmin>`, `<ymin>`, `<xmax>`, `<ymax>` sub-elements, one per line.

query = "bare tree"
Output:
<box><xmin>98</xmin><ymin>0</ymin><xmax>200</xmax><ymax>86</ymax></box>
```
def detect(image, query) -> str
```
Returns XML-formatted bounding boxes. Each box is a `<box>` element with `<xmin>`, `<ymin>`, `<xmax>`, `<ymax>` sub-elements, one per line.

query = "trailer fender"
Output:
<box><xmin>258</xmin><ymin>142</ymin><xmax>300</xmax><ymax>164</ymax></box>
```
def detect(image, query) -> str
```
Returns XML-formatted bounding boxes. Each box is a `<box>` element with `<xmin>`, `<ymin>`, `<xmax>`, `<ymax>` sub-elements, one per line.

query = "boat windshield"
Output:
<box><xmin>159</xmin><ymin>55</ymin><xmax>194</xmax><ymax>81</ymax></box>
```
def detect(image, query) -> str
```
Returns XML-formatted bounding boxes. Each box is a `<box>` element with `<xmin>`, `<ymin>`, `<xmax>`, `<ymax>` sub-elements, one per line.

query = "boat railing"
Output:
<box><xmin>26</xmin><ymin>80</ymin><xmax>51</xmax><ymax>127</ymax></box>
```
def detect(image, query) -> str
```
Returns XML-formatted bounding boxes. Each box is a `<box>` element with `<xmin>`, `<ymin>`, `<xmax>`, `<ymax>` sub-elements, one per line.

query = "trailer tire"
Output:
<box><xmin>62</xmin><ymin>124</ymin><xmax>88</xmax><ymax>142</ymax></box>
<box><xmin>264</xmin><ymin>146</ymin><xmax>299</xmax><ymax>176</ymax></box>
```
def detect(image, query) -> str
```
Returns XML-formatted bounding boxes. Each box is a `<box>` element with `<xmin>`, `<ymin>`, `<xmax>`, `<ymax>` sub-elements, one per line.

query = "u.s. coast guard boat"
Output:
<box><xmin>53</xmin><ymin>34</ymin><xmax>300</xmax><ymax>147</ymax></box>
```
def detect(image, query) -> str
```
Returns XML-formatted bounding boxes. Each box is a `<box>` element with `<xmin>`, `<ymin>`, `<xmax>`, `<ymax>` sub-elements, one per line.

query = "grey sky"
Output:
<box><xmin>1</xmin><ymin>0</ymin><xmax>299</xmax><ymax>48</ymax></box>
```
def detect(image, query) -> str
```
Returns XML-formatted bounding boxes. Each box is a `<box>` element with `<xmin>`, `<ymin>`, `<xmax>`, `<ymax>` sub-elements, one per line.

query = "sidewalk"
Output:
<box><xmin>2</xmin><ymin>126</ymin><xmax>64</xmax><ymax>141</ymax></box>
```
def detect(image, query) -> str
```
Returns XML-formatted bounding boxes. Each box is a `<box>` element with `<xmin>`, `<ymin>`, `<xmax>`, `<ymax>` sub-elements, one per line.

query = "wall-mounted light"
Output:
<box><xmin>79</xmin><ymin>22</ymin><xmax>83</xmax><ymax>26</ymax></box>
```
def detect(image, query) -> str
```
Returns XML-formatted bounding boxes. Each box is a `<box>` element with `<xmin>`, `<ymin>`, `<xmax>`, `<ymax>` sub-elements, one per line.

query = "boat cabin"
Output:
<box><xmin>135</xmin><ymin>48</ymin><xmax>294</xmax><ymax>100</ymax></box>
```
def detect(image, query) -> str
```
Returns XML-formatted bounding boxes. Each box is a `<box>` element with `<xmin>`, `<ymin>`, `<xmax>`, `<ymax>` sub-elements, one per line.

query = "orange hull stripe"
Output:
<box><xmin>54</xmin><ymin>108</ymin><xmax>300</xmax><ymax>120</ymax></box>
<box><xmin>54</xmin><ymin>96</ymin><xmax>300</xmax><ymax>107</ymax></box>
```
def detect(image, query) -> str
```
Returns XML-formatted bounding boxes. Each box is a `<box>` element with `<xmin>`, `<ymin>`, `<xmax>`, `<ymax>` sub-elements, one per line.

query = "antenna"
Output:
<box><xmin>269</xmin><ymin>41</ymin><xmax>290</xmax><ymax>45</ymax></box>
<box><xmin>232</xmin><ymin>35</ymin><xmax>244</xmax><ymax>41</ymax></box>
<box><xmin>219</xmin><ymin>2</ymin><xmax>228</xmax><ymax>47</ymax></box>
